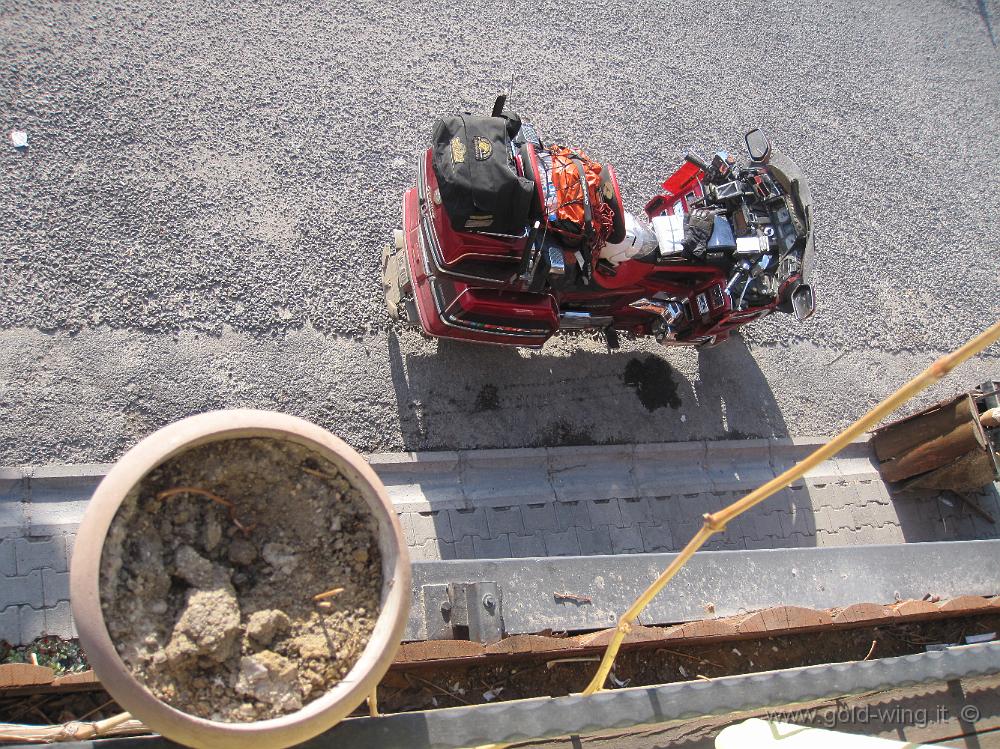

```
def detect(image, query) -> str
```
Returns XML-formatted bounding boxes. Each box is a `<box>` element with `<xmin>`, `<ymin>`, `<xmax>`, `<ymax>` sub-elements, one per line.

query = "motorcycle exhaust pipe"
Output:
<box><xmin>628</xmin><ymin>298</ymin><xmax>685</xmax><ymax>325</ymax></box>
<box><xmin>628</xmin><ymin>298</ymin><xmax>686</xmax><ymax>343</ymax></box>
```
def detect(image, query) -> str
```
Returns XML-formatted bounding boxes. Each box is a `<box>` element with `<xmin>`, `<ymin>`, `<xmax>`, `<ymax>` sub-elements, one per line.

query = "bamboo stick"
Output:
<box><xmin>0</xmin><ymin>712</ymin><xmax>140</xmax><ymax>743</ymax></box>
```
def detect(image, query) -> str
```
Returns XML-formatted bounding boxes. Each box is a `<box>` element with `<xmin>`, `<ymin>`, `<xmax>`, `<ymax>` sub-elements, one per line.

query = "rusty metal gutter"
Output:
<box><xmin>3</xmin><ymin>593</ymin><xmax>996</xmax><ymax>699</ymax></box>
<box><xmin>392</xmin><ymin>593</ymin><xmax>999</xmax><ymax>668</ymax></box>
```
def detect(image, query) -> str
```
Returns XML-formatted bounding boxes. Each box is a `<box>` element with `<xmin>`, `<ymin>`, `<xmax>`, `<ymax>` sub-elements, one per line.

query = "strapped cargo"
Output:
<box><xmin>520</xmin><ymin>143</ymin><xmax>625</xmax><ymax>276</ymax></box>
<box><xmin>540</xmin><ymin>145</ymin><xmax>615</xmax><ymax>246</ymax></box>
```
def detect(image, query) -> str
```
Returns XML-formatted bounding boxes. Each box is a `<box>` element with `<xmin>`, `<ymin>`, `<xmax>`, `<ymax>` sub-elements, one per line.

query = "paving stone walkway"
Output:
<box><xmin>2</xmin><ymin>438</ymin><xmax>998</xmax><ymax>645</ymax></box>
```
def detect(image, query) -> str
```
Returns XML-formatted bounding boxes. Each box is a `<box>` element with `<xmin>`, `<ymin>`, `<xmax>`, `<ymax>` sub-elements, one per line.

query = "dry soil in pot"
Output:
<box><xmin>99</xmin><ymin>437</ymin><xmax>383</xmax><ymax>722</ymax></box>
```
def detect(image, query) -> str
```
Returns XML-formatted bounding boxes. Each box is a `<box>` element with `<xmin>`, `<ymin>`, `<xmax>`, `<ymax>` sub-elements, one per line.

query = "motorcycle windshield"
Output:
<box><xmin>766</xmin><ymin>151</ymin><xmax>815</xmax><ymax>282</ymax></box>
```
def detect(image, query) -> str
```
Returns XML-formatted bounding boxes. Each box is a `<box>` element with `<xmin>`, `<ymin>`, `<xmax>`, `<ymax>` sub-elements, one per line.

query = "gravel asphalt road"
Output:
<box><xmin>2</xmin><ymin>0</ymin><xmax>998</xmax><ymax>464</ymax></box>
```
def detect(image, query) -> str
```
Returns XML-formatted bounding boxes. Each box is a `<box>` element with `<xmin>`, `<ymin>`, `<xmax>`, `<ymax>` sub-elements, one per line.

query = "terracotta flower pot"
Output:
<box><xmin>70</xmin><ymin>410</ymin><xmax>411</xmax><ymax>749</ymax></box>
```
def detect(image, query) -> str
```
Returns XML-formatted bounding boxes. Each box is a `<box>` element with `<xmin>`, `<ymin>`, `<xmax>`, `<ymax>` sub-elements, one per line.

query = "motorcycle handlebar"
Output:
<box><xmin>725</xmin><ymin>260</ymin><xmax>752</xmax><ymax>295</ymax></box>
<box><xmin>684</xmin><ymin>152</ymin><xmax>710</xmax><ymax>172</ymax></box>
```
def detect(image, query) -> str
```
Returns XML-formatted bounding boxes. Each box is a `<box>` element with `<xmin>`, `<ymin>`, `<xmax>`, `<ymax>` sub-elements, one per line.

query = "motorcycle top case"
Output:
<box><xmin>431</xmin><ymin>114</ymin><xmax>535</xmax><ymax>235</ymax></box>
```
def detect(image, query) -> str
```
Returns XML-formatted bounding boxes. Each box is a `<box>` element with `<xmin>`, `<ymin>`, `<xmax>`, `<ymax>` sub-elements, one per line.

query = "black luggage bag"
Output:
<box><xmin>431</xmin><ymin>114</ymin><xmax>534</xmax><ymax>235</ymax></box>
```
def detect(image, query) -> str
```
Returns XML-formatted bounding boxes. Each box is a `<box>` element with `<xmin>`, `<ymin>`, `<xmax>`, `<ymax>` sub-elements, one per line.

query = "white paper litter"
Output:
<box><xmin>925</xmin><ymin>642</ymin><xmax>959</xmax><ymax>652</ymax></box>
<box><xmin>609</xmin><ymin>672</ymin><xmax>631</xmax><ymax>688</ymax></box>
<box><xmin>966</xmin><ymin>632</ymin><xmax>996</xmax><ymax>644</ymax></box>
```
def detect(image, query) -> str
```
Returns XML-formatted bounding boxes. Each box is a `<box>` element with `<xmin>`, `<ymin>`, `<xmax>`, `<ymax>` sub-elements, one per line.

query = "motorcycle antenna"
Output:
<box><xmin>492</xmin><ymin>67</ymin><xmax>515</xmax><ymax>119</ymax></box>
<box><xmin>493</xmin><ymin>74</ymin><xmax>515</xmax><ymax>117</ymax></box>
<box><xmin>503</xmin><ymin>0</ymin><xmax>516</xmax><ymax>109</ymax></box>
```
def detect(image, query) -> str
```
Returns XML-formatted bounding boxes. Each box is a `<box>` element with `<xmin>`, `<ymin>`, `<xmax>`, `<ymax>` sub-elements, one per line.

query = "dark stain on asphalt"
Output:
<box><xmin>624</xmin><ymin>356</ymin><xmax>682</xmax><ymax>411</ymax></box>
<box><xmin>474</xmin><ymin>384</ymin><xmax>500</xmax><ymax>412</ymax></box>
<box><xmin>540</xmin><ymin>420</ymin><xmax>594</xmax><ymax>447</ymax></box>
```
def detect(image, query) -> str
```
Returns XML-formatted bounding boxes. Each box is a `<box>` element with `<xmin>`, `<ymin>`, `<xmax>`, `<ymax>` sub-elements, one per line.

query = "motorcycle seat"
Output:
<box><xmin>600</xmin><ymin>163</ymin><xmax>627</xmax><ymax>244</ymax></box>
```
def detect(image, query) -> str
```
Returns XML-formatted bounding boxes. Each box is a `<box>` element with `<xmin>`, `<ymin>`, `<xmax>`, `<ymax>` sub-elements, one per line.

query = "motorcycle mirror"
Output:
<box><xmin>791</xmin><ymin>283</ymin><xmax>815</xmax><ymax>322</ymax></box>
<box><xmin>745</xmin><ymin>128</ymin><xmax>771</xmax><ymax>163</ymax></box>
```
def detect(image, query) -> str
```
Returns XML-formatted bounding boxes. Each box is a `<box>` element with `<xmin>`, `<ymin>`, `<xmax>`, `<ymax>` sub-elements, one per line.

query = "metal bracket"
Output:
<box><xmin>421</xmin><ymin>581</ymin><xmax>504</xmax><ymax>644</ymax></box>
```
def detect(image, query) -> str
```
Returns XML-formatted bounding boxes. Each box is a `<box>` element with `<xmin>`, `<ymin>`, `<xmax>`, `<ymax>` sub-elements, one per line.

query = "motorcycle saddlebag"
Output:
<box><xmin>431</xmin><ymin>114</ymin><xmax>535</xmax><ymax>235</ymax></box>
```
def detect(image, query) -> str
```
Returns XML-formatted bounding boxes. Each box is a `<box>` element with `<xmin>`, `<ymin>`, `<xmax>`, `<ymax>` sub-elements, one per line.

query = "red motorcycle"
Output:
<box><xmin>383</xmin><ymin>98</ymin><xmax>815</xmax><ymax>349</ymax></box>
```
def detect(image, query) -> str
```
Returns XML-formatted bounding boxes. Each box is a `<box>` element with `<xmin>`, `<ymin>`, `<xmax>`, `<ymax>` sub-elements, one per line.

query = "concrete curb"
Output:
<box><xmin>2</xmin><ymin>438</ymin><xmax>878</xmax><ymax>520</ymax></box>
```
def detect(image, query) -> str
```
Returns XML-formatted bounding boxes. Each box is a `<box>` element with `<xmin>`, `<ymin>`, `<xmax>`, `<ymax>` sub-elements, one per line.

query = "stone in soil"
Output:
<box><xmin>247</xmin><ymin>610</ymin><xmax>290</xmax><ymax>647</ymax></box>
<box><xmin>163</xmin><ymin>585</ymin><xmax>242</xmax><ymax>667</ymax></box>
<box><xmin>235</xmin><ymin>651</ymin><xmax>302</xmax><ymax>712</ymax></box>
